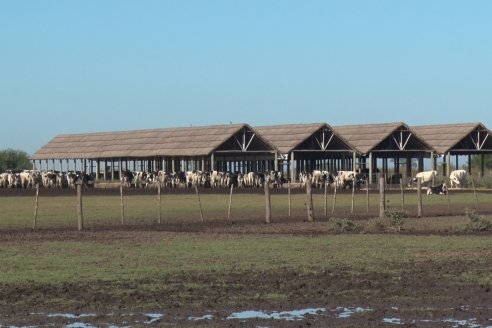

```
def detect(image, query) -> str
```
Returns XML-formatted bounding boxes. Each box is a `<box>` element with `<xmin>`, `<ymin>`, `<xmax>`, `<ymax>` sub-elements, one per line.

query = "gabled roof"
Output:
<box><xmin>254</xmin><ymin>123</ymin><xmax>355</xmax><ymax>155</ymax></box>
<box><xmin>31</xmin><ymin>124</ymin><xmax>275</xmax><ymax>160</ymax></box>
<box><xmin>333</xmin><ymin>122</ymin><xmax>434</xmax><ymax>155</ymax></box>
<box><xmin>412</xmin><ymin>122</ymin><xmax>492</xmax><ymax>154</ymax></box>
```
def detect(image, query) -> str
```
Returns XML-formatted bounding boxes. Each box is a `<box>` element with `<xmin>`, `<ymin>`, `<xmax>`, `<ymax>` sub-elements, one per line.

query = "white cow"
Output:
<box><xmin>449</xmin><ymin>169</ymin><xmax>468</xmax><ymax>188</ymax></box>
<box><xmin>413</xmin><ymin>170</ymin><xmax>437</xmax><ymax>186</ymax></box>
<box><xmin>0</xmin><ymin>173</ymin><xmax>9</xmax><ymax>188</ymax></box>
<box><xmin>334</xmin><ymin>171</ymin><xmax>357</xmax><ymax>189</ymax></box>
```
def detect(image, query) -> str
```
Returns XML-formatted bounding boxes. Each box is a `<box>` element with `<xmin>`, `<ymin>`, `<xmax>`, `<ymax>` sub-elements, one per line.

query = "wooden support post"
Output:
<box><xmin>324</xmin><ymin>181</ymin><xmax>328</xmax><ymax>217</ymax></box>
<box><xmin>417</xmin><ymin>178</ymin><xmax>423</xmax><ymax>218</ymax></box>
<box><xmin>366</xmin><ymin>181</ymin><xmax>369</xmax><ymax>213</ymax></box>
<box><xmin>379</xmin><ymin>177</ymin><xmax>385</xmax><ymax>218</ymax></box>
<box><xmin>264</xmin><ymin>176</ymin><xmax>271</xmax><ymax>223</ymax></box>
<box><xmin>32</xmin><ymin>183</ymin><xmax>39</xmax><ymax>229</ymax></box>
<box><xmin>120</xmin><ymin>182</ymin><xmax>125</xmax><ymax>224</ymax></box>
<box><xmin>305</xmin><ymin>178</ymin><xmax>314</xmax><ymax>221</ymax></box>
<box><xmin>368</xmin><ymin>152</ymin><xmax>373</xmax><ymax>186</ymax></box>
<box><xmin>290</xmin><ymin>152</ymin><xmax>296</xmax><ymax>183</ymax></box>
<box><xmin>76</xmin><ymin>182</ymin><xmax>83</xmax><ymax>231</ymax></box>
<box><xmin>331</xmin><ymin>184</ymin><xmax>337</xmax><ymax>214</ymax></box>
<box><xmin>400</xmin><ymin>178</ymin><xmax>404</xmax><ymax>211</ymax></box>
<box><xmin>351</xmin><ymin>178</ymin><xmax>355</xmax><ymax>214</ymax></box>
<box><xmin>471</xmin><ymin>177</ymin><xmax>479</xmax><ymax>210</ymax></box>
<box><xmin>157</xmin><ymin>183</ymin><xmax>162</xmax><ymax>224</ymax></box>
<box><xmin>227</xmin><ymin>184</ymin><xmax>233</xmax><ymax>220</ymax></box>
<box><xmin>288</xmin><ymin>182</ymin><xmax>291</xmax><ymax>217</ymax></box>
<box><xmin>195</xmin><ymin>185</ymin><xmax>204</xmax><ymax>221</ymax></box>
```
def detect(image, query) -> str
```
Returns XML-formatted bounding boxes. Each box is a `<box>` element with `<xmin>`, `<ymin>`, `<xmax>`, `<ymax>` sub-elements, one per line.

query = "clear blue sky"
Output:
<box><xmin>2</xmin><ymin>1</ymin><xmax>492</xmax><ymax>154</ymax></box>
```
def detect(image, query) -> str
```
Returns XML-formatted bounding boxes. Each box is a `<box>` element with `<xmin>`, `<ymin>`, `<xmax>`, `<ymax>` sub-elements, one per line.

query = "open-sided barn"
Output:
<box><xmin>31</xmin><ymin>121</ymin><xmax>492</xmax><ymax>185</ymax></box>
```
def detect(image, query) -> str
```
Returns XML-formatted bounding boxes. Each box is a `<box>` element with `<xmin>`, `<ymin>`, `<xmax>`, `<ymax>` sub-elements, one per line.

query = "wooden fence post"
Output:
<box><xmin>331</xmin><ymin>184</ymin><xmax>337</xmax><ymax>214</ymax></box>
<box><xmin>32</xmin><ymin>183</ymin><xmax>39</xmax><ymax>230</ymax></box>
<box><xmin>471</xmin><ymin>177</ymin><xmax>479</xmax><ymax>210</ymax></box>
<box><xmin>195</xmin><ymin>185</ymin><xmax>204</xmax><ymax>222</ymax></box>
<box><xmin>305</xmin><ymin>178</ymin><xmax>314</xmax><ymax>221</ymax></box>
<box><xmin>120</xmin><ymin>182</ymin><xmax>125</xmax><ymax>224</ymax></box>
<box><xmin>157</xmin><ymin>183</ymin><xmax>162</xmax><ymax>224</ymax></box>
<box><xmin>400</xmin><ymin>178</ymin><xmax>404</xmax><ymax>211</ymax></box>
<box><xmin>324</xmin><ymin>181</ymin><xmax>328</xmax><ymax>217</ymax></box>
<box><xmin>366</xmin><ymin>182</ymin><xmax>369</xmax><ymax>213</ymax></box>
<box><xmin>76</xmin><ymin>182</ymin><xmax>83</xmax><ymax>231</ymax></box>
<box><xmin>350</xmin><ymin>179</ymin><xmax>355</xmax><ymax>214</ymax></box>
<box><xmin>227</xmin><ymin>184</ymin><xmax>233</xmax><ymax>220</ymax></box>
<box><xmin>379</xmin><ymin>177</ymin><xmax>385</xmax><ymax>218</ymax></box>
<box><xmin>417</xmin><ymin>178</ymin><xmax>423</xmax><ymax>218</ymax></box>
<box><xmin>288</xmin><ymin>182</ymin><xmax>291</xmax><ymax>217</ymax></box>
<box><xmin>265</xmin><ymin>177</ymin><xmax>271</xmax><ymax>223</ymax></box>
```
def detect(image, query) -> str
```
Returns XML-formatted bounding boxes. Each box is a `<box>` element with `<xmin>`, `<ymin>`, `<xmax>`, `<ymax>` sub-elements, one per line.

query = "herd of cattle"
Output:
<box><xmin>0</xmin><ymin>168</ymin><xmax>469</xmax><ymax>194</ymax></box>
<box><xmin>0</xmin><ymin>170</ymin><xmax>94</xmax><ymax>189</ymax></box>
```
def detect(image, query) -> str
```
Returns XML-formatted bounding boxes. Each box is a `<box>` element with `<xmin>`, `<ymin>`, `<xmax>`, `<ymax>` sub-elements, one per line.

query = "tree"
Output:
<box><xmin>470</xmin><ymin>154</ymin><xmax>492</xmax><ymax>172</ymax></box>
<box><xmin>0</xmin><ymin>148</ymin><xmax>31</xmax><ymax>171</ymax></box>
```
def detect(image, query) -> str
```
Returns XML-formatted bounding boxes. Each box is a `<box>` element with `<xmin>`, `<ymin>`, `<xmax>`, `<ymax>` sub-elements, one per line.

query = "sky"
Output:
<box><xmin>1</xmin><ymin>1</ymin><xmax>492</xmax><ymax>155</ymax></box>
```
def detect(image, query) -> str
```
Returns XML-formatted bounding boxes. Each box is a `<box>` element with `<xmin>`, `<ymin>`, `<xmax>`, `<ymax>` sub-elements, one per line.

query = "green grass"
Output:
<box><xmin>0</xmin><ymin>190</ymin><xmax>490</xmax><ymax>229</ymax></box>
<box><xmin>1</xmin><ymin>234</ymin><xmax>490</xmax><ymax>285</ymax></box>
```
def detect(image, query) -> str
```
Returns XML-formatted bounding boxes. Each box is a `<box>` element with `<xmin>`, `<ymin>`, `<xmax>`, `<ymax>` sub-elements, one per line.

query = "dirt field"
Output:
<box><xmin>0</xmin><ymin>189</ymin><xmax>491</xmax><ymax>327</ymax></box>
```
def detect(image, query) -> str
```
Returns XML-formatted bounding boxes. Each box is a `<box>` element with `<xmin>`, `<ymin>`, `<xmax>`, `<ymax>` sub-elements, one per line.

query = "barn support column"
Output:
<box><xmin>95</xmin><ymin>160</ymin><xmax>100</xmax><ymax>180</ymax></box>
<box><xmin>352</xmin><ymin>152</ymin><xmax>357</xmax><ymax>172</ymax></box>
<box><xmin>110</xmin><ymin>159</ymin><xmax>115</xmax><ymax>181</ymax></box>
<box><xmin>406</xmin><ymin>157</ymin><xmax>412</xmax><ymax>178</ymax></box>
<box><xmin>274</xmin><ymin>152</ymin><xmax>279</xmax><ymax>171</ymax></box>
<box><xmin>74</xmin><ymin>159</ymin><xmax>78</xmax><ymax>172</ymax></box>
<box><xmin>172</xmin><ymin>159</ymin><xmax>176</xmax><ymax>173</ymax></box>
<box><xmin>103</xmin><ymin>160</ymin><xmax>107</xmax><ymax>180</ymax></box>
<box><xmin>290</xmin><ymin>152</ymin><xmax>296</xmax><ymax>183</ymax></box>
<box><xmin>83</xmin><ymin>159</ymin><xmax>87</xmax><ymax>173</ymax></box>
<box><xmin>202</xmin><ymin>158</ymin><xmax>206</xmax><ymax>171</ymax></box>
<box><xmin>368</xmin><ymin>152</ymin><xmax>373</xmax><ymax>185</ymax></box>
<box><xmin>210</xmin><ymin>153</ymin><xmax>215</xmax><ymax>171</ymax></box>
<box><xmin>480</xmin><ymin>153</ymin><xmax>485</xmax><ymax>177</ymax></box>
<box><xmin>446</xmin><ymin>153</ymin><xmax>451</xmax><ymax>177</ymax></box>
<box><xmin>118</xmin><ymin>158</ymin><xmax>122</xmax><ymax>179</ymax></box>
<box><xmin>431</xmin><ymin>152</ymin><xmax>436</xmax><ymax>171</ymax></box>
<box><xmin>418</xmin><ymin>156</ymin><xmax>424</xmax><ymax>172</ymax></box>
<box><xmin>468</xmin><ymin>155</ymin><xmax>472</xmax><ymax>175</ymax></box>
<box><xmin>395</xmin><ymin>158</ymin><xmax>400</xmax><ymax>174</ymax></box>
<box><xmin>455</xmin><ymin>155</ymin><xmax>459</xmax><ymax>171</ymax></box>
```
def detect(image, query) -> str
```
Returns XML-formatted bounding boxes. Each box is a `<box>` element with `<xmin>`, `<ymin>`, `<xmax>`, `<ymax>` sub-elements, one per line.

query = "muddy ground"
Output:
<box><xmin>0</xmin><ymin>188</ymin><xmax>491</xmax><ymax>326</ymax></box>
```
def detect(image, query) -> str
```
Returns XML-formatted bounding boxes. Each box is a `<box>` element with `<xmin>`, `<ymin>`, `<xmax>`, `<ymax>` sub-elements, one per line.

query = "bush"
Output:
<box><xmin>385</xmin><ymin>208</ymin><xmax>408</xmax><ymax>232</ymax></box>
<box><xmin>332</xmin><ymin>218</ymin><xmax>359</xmax><ymax>233</ymax></box>
<box><xmin>465</xmin><ymin>209</ymin><xmax>492</xmax><ymax>232</ymax></box>
<box><xmin>372</xmin><ymin>217</ymin><xmax>389</xmax><ymax>232</ymax></box>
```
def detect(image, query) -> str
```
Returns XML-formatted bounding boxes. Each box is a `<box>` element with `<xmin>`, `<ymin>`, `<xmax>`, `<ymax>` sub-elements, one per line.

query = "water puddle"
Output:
<box><xmin>335</xmin><ymin>306</ymin><xmax>373</xmax><ymax>318</ymax></box>
<box><xmin>1</xmin><ymin>306</ymin><xmax>491</xmax><ymax>327</ymax></box>
<box><xmin>188</xmin><ymin>314</ymin><xmax>214</xmax><ymax>321</ymax></box>
<box><xmin>226</xmin><ymin>307</ymin><xmax>326</xmax><ymax>320</ymax></box>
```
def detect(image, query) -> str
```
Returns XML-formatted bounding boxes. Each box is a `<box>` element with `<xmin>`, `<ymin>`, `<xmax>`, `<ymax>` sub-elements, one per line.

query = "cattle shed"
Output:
<box><xmin>254</xmin><ymin>123</ymin><xmax>357</xmax><ymax>182</ymax></box>
<box><xmin>333</xmin><ymin>122</ymin><xmax>435</xmax><ymax>184</ymax></box>
<box><xmin>30</xmin><ymin>124</ymin><xmax>278</xmax><ymax>181</ymax></box>
<box><xmin>412</xmin><ymin>122</ymin><xmax>492</xmax><ymax>177</ymax></box>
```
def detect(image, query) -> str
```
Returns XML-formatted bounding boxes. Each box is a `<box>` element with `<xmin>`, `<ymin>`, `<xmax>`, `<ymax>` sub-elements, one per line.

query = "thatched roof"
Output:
<box><xmin>254</xmin><ymin>123</ymin><xmax>354</xmax><ymax>154</ymax></box>
<box><xmin>31</xmin><ymin>124</ymin><xmax>275</xmax><ymax>160</ymax></box>
<box><xmin>412</xmin><ymin>122</ymin><xmax>492</xmax><ymax>154</ymax></box>
<box><xmin>333</xmin><ymin>122</ymin><xmax>433</xmax><ymax>155</ymax></box>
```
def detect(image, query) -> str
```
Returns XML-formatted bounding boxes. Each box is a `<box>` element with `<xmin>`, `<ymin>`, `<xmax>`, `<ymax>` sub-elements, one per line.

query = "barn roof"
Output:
<box><xmin>254</xmin><ymin>123</ymin><xmax>355</xmax><ymax>155</ymax></box>
<box><xmin>333</xmin><ymin>122</ymin><xmax>434</xmax><ymax>155</ymax></box>
<box><xmin>31</xmin><ymin>123</ymin><xmax>276</xmax><ymax>160</ymax></box>
<box><xmin>411</xmin><ymin>122</ymin><xmax>492</xmax><ymax>154</ymax></box>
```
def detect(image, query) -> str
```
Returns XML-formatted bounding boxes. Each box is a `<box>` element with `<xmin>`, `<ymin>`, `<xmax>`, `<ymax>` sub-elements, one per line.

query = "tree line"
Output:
<box><xmin>0</xmin><ymin>149</ymin><xmax>31</xmax><ymax>172</ymax></box>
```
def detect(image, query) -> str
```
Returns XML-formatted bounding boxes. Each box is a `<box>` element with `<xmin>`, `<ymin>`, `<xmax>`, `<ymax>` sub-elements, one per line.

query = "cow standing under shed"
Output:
<box><xmin>449</xmin><ymin>169</ymin><xmax>468</xmax><ymax>188</ymax></box>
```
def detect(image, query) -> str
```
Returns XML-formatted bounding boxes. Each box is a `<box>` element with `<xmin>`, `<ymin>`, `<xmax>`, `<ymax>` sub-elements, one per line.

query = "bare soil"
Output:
<box><xmin>0</xmin><ymin>188</ymin><xmax>491</xmax><ymax>326</ymax></box>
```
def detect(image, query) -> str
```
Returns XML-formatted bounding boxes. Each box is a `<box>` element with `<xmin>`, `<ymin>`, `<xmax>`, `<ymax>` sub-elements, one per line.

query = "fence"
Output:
<box><xmin>0</xmin><ymin>179</ymin><xmax>490</xmax><ymax>231</ymax></box>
